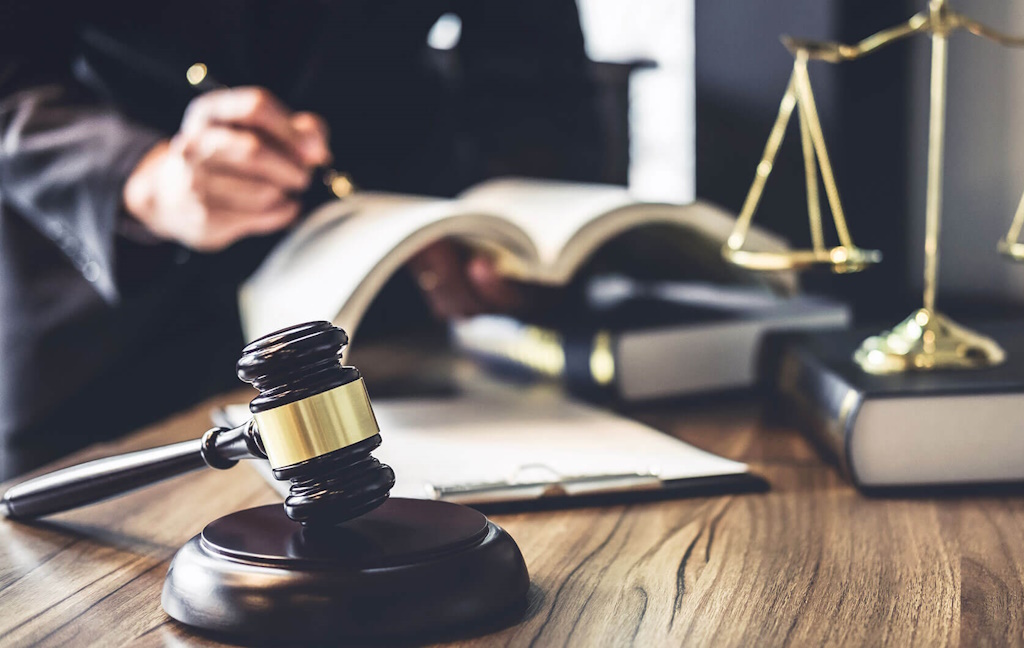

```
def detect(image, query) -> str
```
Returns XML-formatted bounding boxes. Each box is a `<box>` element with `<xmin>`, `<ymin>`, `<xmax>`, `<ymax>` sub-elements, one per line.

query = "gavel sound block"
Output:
<box><xmin>1</xmin><ymin>322</ymin><xmax>529</xmax><ymax>642</ymax></box>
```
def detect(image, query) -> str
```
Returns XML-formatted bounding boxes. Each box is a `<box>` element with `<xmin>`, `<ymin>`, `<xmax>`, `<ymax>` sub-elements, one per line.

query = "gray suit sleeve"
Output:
<box><xmin>0</xmin><ymin>83</ymin><xmax>164</xmax><ymax>303</ymax></box>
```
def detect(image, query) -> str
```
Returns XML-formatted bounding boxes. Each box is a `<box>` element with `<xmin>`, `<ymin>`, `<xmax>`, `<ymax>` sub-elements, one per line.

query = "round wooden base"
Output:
<box><xmin>162</xmin><ymin>498</ymin><xmax>529</xmax><ymax>642</ymax></box>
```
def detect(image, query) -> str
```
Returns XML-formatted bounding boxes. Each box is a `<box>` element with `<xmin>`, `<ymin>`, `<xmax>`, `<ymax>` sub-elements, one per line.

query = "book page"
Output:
<box><xmin>239</xmin><ymin>192</ymin><xmax>536</xmax><ymax>341</ymax></box>
<box><xmin>457</xmin><ymin>178</ymin><xmax>790</xmax><ymax>284</ymax></box>
<box><xmin>457</xmin><ymin>178</ymin><xmax>636</xmax><ymax>266</ymax></box>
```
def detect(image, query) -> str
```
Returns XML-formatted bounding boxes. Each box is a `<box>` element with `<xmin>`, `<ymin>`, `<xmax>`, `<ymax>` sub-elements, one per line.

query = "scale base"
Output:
<box><xmin>853</xmin><ymin>309</ymin><xmax>1006</xmax><ymax>374</ymax></box>
<box><xmin>162</xmin><ymin>499</ymin><xmax>529</xmax><ymax>643</ymax></box>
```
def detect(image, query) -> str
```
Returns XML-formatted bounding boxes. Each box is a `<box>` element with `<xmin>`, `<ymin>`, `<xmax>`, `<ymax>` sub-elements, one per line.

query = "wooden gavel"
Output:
<box><xmin>1</xmin><ymin>321</ymin><xmax>395</xmax><ymax>526</ymax></box>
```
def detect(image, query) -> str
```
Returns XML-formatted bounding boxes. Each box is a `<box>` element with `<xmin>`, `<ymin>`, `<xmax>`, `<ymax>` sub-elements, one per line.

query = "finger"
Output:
<box><xmin>201</xmin><ymin>201</ymin><xmax>301</xmax><ymax>250</ymax></box>
<box><xmin>409</xmin><ymin>242</ymin><xmax>486</xmax><ymax>319</ymax></box>
<box><xmin>180</xmin><ymin>127</ymin><xmax>310</xmax><ymax>190</ymax></box>
<box><xmin>290</xmin><ymin>112</ymin><xmax>332</xmax><ymax>166</ymax></box>
<box><xmin>193</xmin><ymin>171</ymin><xmax>290</xmax><ymax>212</ymax></box>
<box><xmin>466</xmin><ymin>256</ymin><xmax>523</xmax><ymax>312</ymax></box>
<box><xmin>182</xmin><ymin>87</ymin><xmax>307</xmax><ymax>162</ymax></box>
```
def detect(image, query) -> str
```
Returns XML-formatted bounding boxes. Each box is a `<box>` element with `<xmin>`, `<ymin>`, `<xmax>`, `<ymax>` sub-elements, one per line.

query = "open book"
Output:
<box><xmin>239</xmin><ymin>178</ymin><xmax>790</xmax><ymax>343</ymax></box>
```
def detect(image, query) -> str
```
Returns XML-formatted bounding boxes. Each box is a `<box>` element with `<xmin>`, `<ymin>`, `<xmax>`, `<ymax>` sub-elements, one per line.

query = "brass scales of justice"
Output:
<box><xmin>722</xmin><ymin>0</ymin><xmax>1024</xmax><ymax>374</ymax></box>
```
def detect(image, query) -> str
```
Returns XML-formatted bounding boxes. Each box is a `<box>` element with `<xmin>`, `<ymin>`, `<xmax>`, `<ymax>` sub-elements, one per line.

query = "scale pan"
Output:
<box><xmin>997</xmin><ymin>240</ymin><xmax>1024</xmax><ymax>262</ymax></box>
<box><xmin>722</xmin><ymin>245</ymin><xmax>882</xmax><ymax>274</ymax></box>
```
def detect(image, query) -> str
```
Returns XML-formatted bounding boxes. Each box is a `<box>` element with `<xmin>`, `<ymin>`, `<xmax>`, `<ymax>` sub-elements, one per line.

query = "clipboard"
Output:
<box><xmin>214</xmin><ymin>387</ymin><xmax>767</xmax><ymax>511</ymax></box>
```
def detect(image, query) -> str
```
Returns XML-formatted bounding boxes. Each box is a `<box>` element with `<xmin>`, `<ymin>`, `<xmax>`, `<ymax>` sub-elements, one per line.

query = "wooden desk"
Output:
<box><xmin>1</xmin><ymin>392</ymin><xmax>1022</xmax><ymax>647</ymax></box>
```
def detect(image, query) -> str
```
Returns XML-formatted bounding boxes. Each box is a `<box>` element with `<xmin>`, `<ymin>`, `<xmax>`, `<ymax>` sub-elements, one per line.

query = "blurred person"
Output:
<box><xmin>0</xmin><ymin>0</ymin><xmax>600</xmax><ymax>478</ymax></box>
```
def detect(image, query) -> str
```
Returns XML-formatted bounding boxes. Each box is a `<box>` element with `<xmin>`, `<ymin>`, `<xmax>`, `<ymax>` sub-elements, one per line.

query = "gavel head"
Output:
<box><xmin>236</xmin><ymin>321</ymin><xmax>395</xmax><ymax>526</ymax></box>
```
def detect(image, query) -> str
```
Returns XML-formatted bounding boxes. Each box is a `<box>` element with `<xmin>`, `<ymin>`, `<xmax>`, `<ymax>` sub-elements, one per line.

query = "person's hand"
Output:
<box><xmin>408</xmin><ymin>241</ymin><xmax>524</xmax><ymax>319</ymax></box>
<box><xmin>123</xmin><ymin>87</ymin><xmax>330</xmax><ymax>251</ymax></box>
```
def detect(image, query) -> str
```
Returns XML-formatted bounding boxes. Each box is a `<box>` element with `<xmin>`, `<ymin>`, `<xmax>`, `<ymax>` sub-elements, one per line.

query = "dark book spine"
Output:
<box><xmin>774</xmin><ymin>344</ymin><xmax>864</xmax><ymax>483</ymax></box>
<box><xmin>563</xmin><ymin>331</ymin><xmax>618</xmax><ymax>401</ymax></box>
<box><xmin>458</xmin><ymin>325</ymin><xmax>620</xmax><ymax>402</ymax></box>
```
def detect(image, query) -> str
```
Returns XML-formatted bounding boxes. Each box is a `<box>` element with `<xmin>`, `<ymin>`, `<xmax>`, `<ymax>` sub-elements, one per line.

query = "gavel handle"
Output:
<box><xmin>1</xmin><ymin>423</ymin><xmax>263</xmax><ymax>520</ymax></box>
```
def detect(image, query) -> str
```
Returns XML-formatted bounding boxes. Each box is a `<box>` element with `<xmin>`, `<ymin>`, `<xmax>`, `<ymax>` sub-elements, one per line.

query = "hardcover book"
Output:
<box><xmin>765</xmin><ymin>323</ymin><xmax>1024</xmax><ymax>490</ymax></box>
<box><xmin>453</xmin><ymin>279</ymin><xmax>850</xmax><ymax>401</ymax></box>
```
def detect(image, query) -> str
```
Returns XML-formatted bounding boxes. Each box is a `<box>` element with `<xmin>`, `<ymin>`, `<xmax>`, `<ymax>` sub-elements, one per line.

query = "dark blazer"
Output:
<box><xmin>0</xmin><ymin>0</ymin><xmax>598</xmax><ymax>478</ymax></box>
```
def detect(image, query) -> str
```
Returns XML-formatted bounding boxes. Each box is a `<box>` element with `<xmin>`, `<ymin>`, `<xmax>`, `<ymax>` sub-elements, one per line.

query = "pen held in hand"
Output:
<box><xmin>185</xmin><ymin>62</ymin><xmax>356</xmax><ymax>208</ymax></box>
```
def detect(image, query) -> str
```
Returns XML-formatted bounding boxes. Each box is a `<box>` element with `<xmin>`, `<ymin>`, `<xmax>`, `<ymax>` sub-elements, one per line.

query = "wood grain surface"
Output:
<box><xmin>1</xmin><ymin>390</ymin><xmax>1021</xmax><ymax>647</ymax></box>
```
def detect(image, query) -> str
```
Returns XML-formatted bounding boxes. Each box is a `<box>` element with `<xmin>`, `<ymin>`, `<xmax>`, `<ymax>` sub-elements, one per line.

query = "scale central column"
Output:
<box><xmin>921</xmin><ymin>0</ymin><xmax>948</xmax><ymax>316</ymax></box>
<box><xmin>852</xmin><ymin>0</ymin><xmax>1006</xmax><ymax>373</ymax></box>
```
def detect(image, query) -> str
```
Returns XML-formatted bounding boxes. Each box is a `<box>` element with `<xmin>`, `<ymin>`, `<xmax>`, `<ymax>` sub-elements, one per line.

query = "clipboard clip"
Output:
<box><xmin>425</xmin><ymin>463</ymin><xmax>662</xmax><ymax>504</ymax></box>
